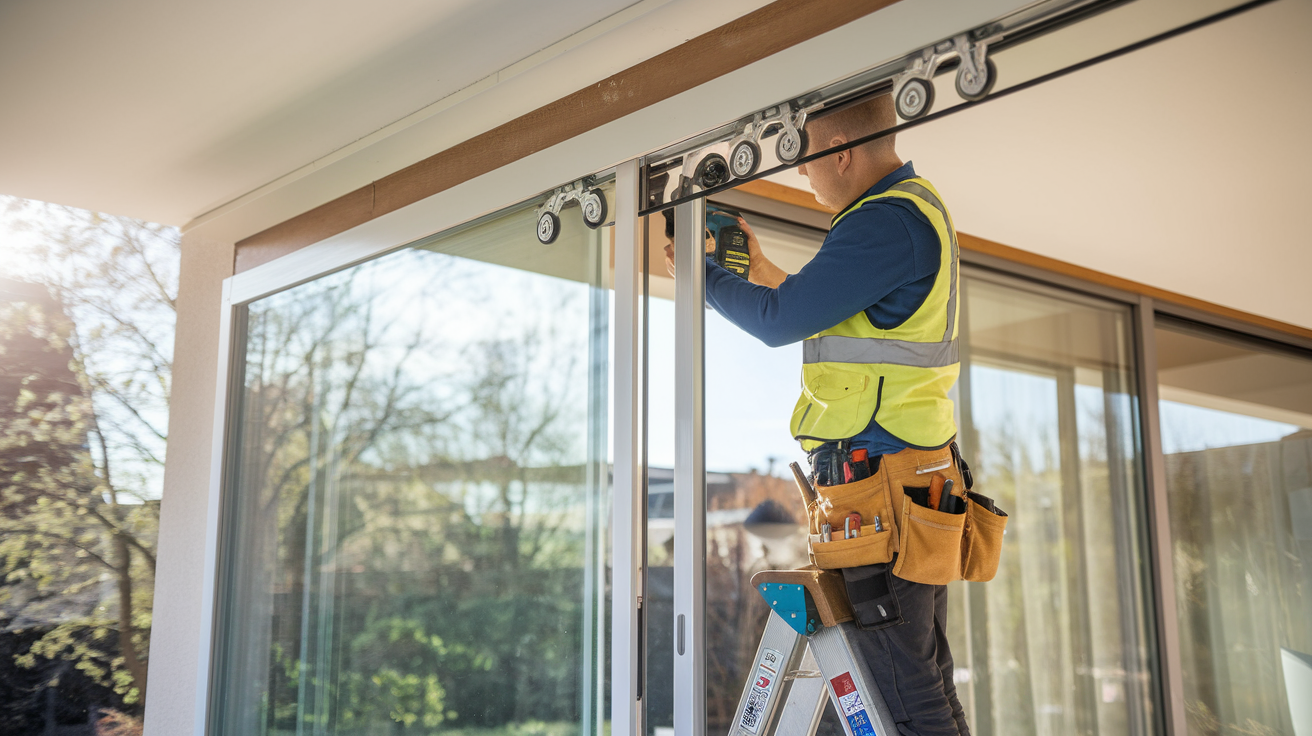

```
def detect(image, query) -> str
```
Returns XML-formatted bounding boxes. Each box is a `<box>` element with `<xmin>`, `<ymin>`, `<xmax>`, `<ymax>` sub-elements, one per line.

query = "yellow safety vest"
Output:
<box><xmin>790</xmin><ymin>177</ymin><xmax>960</xmax><ymax>451</ymax></box>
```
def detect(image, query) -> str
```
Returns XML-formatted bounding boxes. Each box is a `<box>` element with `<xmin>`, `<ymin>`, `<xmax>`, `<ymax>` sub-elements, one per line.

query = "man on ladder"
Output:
<box><xmin>666</xmin><ymin>93</ymin><xmax>1006</xmax><ymax>735</ymax></box>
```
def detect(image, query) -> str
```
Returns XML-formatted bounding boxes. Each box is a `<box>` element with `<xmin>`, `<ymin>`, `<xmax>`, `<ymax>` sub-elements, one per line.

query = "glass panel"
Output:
<box><xmin>1155</xmin><ymin>318</ymin><xmax>1312</xmax><ymax>736</ymax></box>
<box><xmin>691</xmin><ymin>211</ymin><xmax>835</xmax><ymax>734</ymax></box>
<box><xmin>644</xmin><ymin>206</ymin><xmax>827</xmax><ymax>735</ymax></box>
<box><xmin>644</xmin><ymin>211</ymin><xmax>675</xmax><ymax>736</ymax></box>
<box><xmin>211</xmin><ymin>190</ymin><xmax>613</xmax><ymax>735</ymax></box>
<box><xmin>951</xmin><ymin>272</ymin><xmax>1156</xmax><ymax>736</ymax></box>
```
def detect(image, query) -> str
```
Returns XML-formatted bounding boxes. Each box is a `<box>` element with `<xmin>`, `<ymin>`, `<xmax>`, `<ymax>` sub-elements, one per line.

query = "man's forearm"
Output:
<box><xmin>751</xmin><ymin>254</ymin><xmax>788</xmax><ymax>288</ymax></box>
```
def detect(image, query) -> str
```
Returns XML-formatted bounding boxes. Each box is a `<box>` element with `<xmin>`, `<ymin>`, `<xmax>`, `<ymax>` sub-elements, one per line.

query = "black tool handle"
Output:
<box><xmin>937</xmin><ymin>478</ymin><xmax>955</xmax><ymax>512</ymax></box>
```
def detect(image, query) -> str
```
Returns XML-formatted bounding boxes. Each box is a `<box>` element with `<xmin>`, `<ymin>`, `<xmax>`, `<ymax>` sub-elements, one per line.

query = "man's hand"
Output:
<box><xmin>665</xmin><ymin>218</ymin><xmax>789</xmax><ymax>287</ymax></box>
<box><xmin>736</xmin><ymin>217</ymin><xmax>788</xmax><ymax>288</ymax></box>
<box><xmin>663</xmin><ymin>229</ymin><xmax>716</xmax><ymax>278</ymax></box>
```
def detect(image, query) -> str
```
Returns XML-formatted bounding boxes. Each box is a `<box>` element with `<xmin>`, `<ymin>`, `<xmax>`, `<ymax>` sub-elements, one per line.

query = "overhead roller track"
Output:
<box><xmin>634</xmin><ymin>0</ymin><xmax>1273</xmax><ymax>217</ymax></box>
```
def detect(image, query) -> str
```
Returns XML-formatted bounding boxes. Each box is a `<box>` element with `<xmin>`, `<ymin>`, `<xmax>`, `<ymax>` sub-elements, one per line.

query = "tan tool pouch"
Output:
<box><xmin>892</xmin><ymin>491</ymin><xmax>964</xmax><ymax>584</ymax></box>
<box><xmin>806</xmin><ymin>472</ymin><xmax>896</xmax><ymax>570</ymax></box>
<box><xmin>960</xmin><ymin>490</ymin><xmax>1008</xmax><ymax>582</ymax></box>
<box><xmin>885</xmin><ymin>446</ymin><xmax>968</xmax><ymax>585</ymax></box>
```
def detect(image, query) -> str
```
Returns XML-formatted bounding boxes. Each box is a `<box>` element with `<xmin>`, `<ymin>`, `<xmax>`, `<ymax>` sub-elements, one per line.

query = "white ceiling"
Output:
<box><xmin>2</xmin><ymin>0</ymin><xmax>1309</xmax><ymax>331</ymax></box>
<box><xmin>0</xmin><ymin>0</ymin><xmax>772</xmax><ymax>226</ymax></box>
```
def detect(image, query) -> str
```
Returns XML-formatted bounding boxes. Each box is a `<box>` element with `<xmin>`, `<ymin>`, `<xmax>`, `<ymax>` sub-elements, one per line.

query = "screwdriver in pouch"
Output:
<box><xmin>844</xmin><ymin>513</ymin><xmax>862</xmax><ymax>539</ymax></box>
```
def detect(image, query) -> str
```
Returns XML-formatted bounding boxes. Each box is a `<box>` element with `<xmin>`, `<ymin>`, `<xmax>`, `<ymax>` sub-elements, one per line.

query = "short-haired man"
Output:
<box><xmin>667</xmin><ymin>95</ymin><xmax>972</xmax><ymax>735</ymax></box>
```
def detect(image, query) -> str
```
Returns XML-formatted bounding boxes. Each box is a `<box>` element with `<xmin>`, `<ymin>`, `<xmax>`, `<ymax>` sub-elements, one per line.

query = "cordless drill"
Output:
<box><xmin>662</xmin><ymin>204</ymin><xmax>751</xmax><ymax>279</ymax></box>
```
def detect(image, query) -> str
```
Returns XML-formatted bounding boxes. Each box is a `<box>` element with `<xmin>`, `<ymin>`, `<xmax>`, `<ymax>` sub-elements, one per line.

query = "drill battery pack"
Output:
<box><xmin>713</xmin><ymin>223</ymin><xmax>750</xmax><ymax>277</ymax></box>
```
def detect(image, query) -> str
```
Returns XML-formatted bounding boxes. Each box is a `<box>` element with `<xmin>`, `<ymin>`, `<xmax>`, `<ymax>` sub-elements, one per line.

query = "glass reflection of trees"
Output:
<box><xmin>217</xmin><ymin>246</ymin><xmax>604</xmax><ymax>736</ymax></box>
<box><xmin>949</xmin><ymin>276</ymin><xmax>1154</xmax><ymax>736</ymax></box>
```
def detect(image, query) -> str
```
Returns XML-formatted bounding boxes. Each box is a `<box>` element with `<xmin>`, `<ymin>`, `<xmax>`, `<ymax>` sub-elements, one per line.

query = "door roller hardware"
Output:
<box><xmin>640</xmin><ymin>0</ymin><xmax>1124</xmax><ymax>215</ymax></box>
<box><xmin>887</xmin><ymin>0</ymin><xmax>1126</xmax><ymax>120</ymax></box>
<box><xmin>643</xmin><ymin>101</ymin><xmax>813</xmax><ymax>214</ymax></box>
<box><xmin>534</xmin><ymin>177</ymin><xmax>609</xmax><ymax>245</ymax></box>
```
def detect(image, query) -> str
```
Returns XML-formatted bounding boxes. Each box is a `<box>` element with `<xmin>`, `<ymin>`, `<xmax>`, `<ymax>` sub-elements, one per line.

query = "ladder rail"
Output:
<box><xmin>729</xmin><ymin>613</ymin><xmax>900</xmax><ymax>736</ymax></box>
<box><xmin>810</xmin><ymin>623</ymin><xmax>898</xmax><ymax>736</ymax></box>
<box><xmin>770</xmin><ymin>647</ymin><xmax>827</xmax><ymax>736</ymax></box>
<box><xmin>727</xmin><ymin>612</ymin><xmax>807</xmax><ymax>736</ymax></box>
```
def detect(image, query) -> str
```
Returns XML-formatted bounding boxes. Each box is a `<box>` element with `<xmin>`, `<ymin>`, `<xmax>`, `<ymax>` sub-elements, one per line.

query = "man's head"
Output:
<box><xmin>797</xmin><ymin>94</ymin><xmax>901</xmax><ymax>210</ymax></box>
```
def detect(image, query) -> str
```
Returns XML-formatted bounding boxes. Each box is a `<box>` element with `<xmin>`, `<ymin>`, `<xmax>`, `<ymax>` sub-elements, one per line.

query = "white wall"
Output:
<box><xmin>143</xmin><ymin>234</ymin><xmax>233</xmax><ymax>736</ymax></box>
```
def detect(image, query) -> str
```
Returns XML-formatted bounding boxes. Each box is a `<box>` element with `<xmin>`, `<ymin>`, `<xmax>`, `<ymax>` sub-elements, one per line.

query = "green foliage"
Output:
<box><xmin>0</xmin><ymin>197</ymin><xmax>178</xmax><ymax>718</ymax></box>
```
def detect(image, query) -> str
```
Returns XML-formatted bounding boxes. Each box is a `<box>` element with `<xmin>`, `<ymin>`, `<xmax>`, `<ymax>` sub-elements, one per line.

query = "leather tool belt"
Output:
<box><xmin>804</xmin><ymin>441</ymin><xmax>1007</xmax><ymax>585</ymax></box>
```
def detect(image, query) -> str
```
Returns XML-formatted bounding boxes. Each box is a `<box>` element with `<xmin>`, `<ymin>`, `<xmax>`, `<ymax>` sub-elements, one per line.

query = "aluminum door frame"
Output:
<box><xmin>673</xmin><ymin>198</ymin><xmax>708</xmax><ymax>736</ymax></box>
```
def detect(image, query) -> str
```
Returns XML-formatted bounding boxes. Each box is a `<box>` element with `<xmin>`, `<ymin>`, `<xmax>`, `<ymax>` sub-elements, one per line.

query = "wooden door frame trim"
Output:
<box><xmin>233</xmin><ymin>0</ymin><xmax>905</xmax><ymax>273</ymax></box>
<box><xmin>734</xmin><ymin>179</ymin><xmax>1312</xmax><ymax>345</ymax></box>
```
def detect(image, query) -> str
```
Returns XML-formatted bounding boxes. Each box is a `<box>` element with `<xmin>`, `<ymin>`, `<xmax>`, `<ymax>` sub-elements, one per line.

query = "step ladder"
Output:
<box><xmin>728</xmin><ymin>567</ymin><xmax>896</xmax><ymax>736</ymax></box>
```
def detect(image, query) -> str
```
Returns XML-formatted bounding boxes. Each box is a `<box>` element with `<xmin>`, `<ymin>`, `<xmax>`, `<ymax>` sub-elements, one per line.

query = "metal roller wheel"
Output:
<box><xmin>895</xmin><ymin>77</ymin><xmax>934</xmax><ymax>121</ymax></box>
<box><xmin>694</xmin><ymin>153</ymin><xmax>730</xmax><ymax>190</ymax></box>
<box><xmin>581</xmin><ymin>189</ymin><xmax>607</xmax><ymax>229</ymax></box>
<box><xmin>730</xmin><ymin>140</ymin><xmax>760</xmax><ymax>179</ymax></box>
<box><xmin>955</xmin><ymin>57</ymin><xmax>996</xmax><ymax>102</ymax></box>
<box><xmin>775</xmin><ymin>127</ymin><xmax>806</xmax><ymax>165</ymax></box>
<box><xmin>537</xmin><ymin>211</ymin><xmax>560</xmax><ymax>245</ymax></box>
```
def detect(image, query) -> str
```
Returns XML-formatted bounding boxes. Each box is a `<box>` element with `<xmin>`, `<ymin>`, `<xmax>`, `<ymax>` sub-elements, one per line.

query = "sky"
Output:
<box><xmin>1</xmin><ymin>196</ymin><xmax>179</xmax><ymax>501</ymax></box>
<box><xmin>0</xmin><ymin>198</ymin><xmax>45</xmax><ymax>279</ymax></box>
<box><xmin>647</xmin><ymin>296</ymin><xmax>805</xmax><ymax>475</ymax></box>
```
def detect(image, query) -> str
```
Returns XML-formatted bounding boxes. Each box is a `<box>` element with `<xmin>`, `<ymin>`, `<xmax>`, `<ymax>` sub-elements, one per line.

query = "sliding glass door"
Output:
<box><xmin>211</xmin><ymin>196</ymin><xmax>613</xmax><ymax>736</ymax></box>
<box><xmin>649</xmin><ymin>204</ymin><xmax>1162</xmax><ymax>736</ymax></box>
<box><xmin>1155</xmin><ymin>317</ymin><xmax>1312</xmax><ymax>736</ymax></box>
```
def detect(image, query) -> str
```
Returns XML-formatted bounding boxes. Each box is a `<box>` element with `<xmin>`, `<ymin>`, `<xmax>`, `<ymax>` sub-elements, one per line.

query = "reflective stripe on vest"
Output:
<box><xmin>802</xmin><ymin>334</ymin><xmax>959</xmax><ymax>367</ymax></box>
<box><xmin>790</xmin><ymin>176</ymin><xmax>960</xmax><ymax>449</ymax></box>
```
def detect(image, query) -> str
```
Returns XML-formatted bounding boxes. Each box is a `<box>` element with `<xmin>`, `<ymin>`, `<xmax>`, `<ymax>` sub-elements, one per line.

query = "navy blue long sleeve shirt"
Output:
<box><xmin>704</xmin><ymin>162</ymin><xmax>941</xmax><ymax>457</ymax></box>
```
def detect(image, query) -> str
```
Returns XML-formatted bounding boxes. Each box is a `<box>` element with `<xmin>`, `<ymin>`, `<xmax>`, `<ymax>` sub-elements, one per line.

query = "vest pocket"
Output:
<box><xmin>960</xmin><ymin>491</ymin><xmax>1008</xmax><ymax>582</ymax></box>
<box><xmin>892</xmin><ymin>492</ymin><xmax>966</xmax><ymax>585</ymax></box>
<box><xmin>791</xmin><ymin>367</ymin><xmax>878</xmax><ymax>441</ymax></box>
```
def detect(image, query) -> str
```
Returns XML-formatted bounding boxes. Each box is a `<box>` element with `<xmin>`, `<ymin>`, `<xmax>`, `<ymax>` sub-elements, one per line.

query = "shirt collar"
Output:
<box><xmin>834</xmin><ymin>160</ymin><xmax>917</xmax><ymax>218</ymax></box>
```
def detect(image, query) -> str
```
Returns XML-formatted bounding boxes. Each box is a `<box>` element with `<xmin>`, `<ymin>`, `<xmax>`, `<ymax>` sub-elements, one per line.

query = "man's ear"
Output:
<box><xmin>832</xmin><ymin>136</ymin><xmax>851</xmax><ymax>175</ymax></box>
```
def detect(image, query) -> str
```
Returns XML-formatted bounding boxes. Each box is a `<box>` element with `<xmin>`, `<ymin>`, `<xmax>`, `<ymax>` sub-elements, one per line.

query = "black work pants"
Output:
<box><xmin>846</xmin><ymin>566</ymin><xmax>969</xmax><ymax>736</ymax></box>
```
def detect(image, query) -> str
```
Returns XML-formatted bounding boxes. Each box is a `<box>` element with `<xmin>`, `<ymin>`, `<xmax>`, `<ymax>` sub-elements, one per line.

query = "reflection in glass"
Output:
<box><xmin>1156</xmin><ymin>319</ymin><xmax>1312</xmax><ymax>736</ymax></box>
<box><xmin>951</xmin><ymin>273</ymin><xmax>1156</xmax><ymax>736</ymax></box>
<box><xmin>210</xmin><ymin>199</ymin><xmax>612</xmax><ymax>735</ymax></box>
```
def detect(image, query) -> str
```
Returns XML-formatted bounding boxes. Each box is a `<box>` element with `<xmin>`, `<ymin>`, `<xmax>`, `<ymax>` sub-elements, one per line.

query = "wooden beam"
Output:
<box><xmin>956</xmin><ymin>232</ymin><xmax>1312</xmax><ymax>342</ymax></box>
<box><xmin>234</xmin><ymin>0</ymin><xmax>903</xmax><ymax>273</ymax></box>
<box><xmin>735</xmin><ymin>179</ymin><xmax>833</xmax><ymax>214</ymax></box>
<box><xmin>738</xmin><ymin>180</ymin><xmax>1312</xmax><ymax>343</ymax></box>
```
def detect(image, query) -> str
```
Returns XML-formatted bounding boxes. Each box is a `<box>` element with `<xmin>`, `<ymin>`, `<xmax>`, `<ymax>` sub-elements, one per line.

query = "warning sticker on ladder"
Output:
<box><xmin>738</xmin><ymin>648</ymin><xmax>784</xmax><ymax>734</ymax></box>
<box><xmin>830</xmin><ymin>673</ymin><xmax>877</xmax><ymax>736</ymax></box>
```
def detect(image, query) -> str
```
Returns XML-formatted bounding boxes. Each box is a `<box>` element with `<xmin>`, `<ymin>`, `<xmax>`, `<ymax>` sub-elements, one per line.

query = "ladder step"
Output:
<box><xmin>750</xmin><ymin>566</ymin><xmax>853</xmax><ymax>628</ymax></box>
